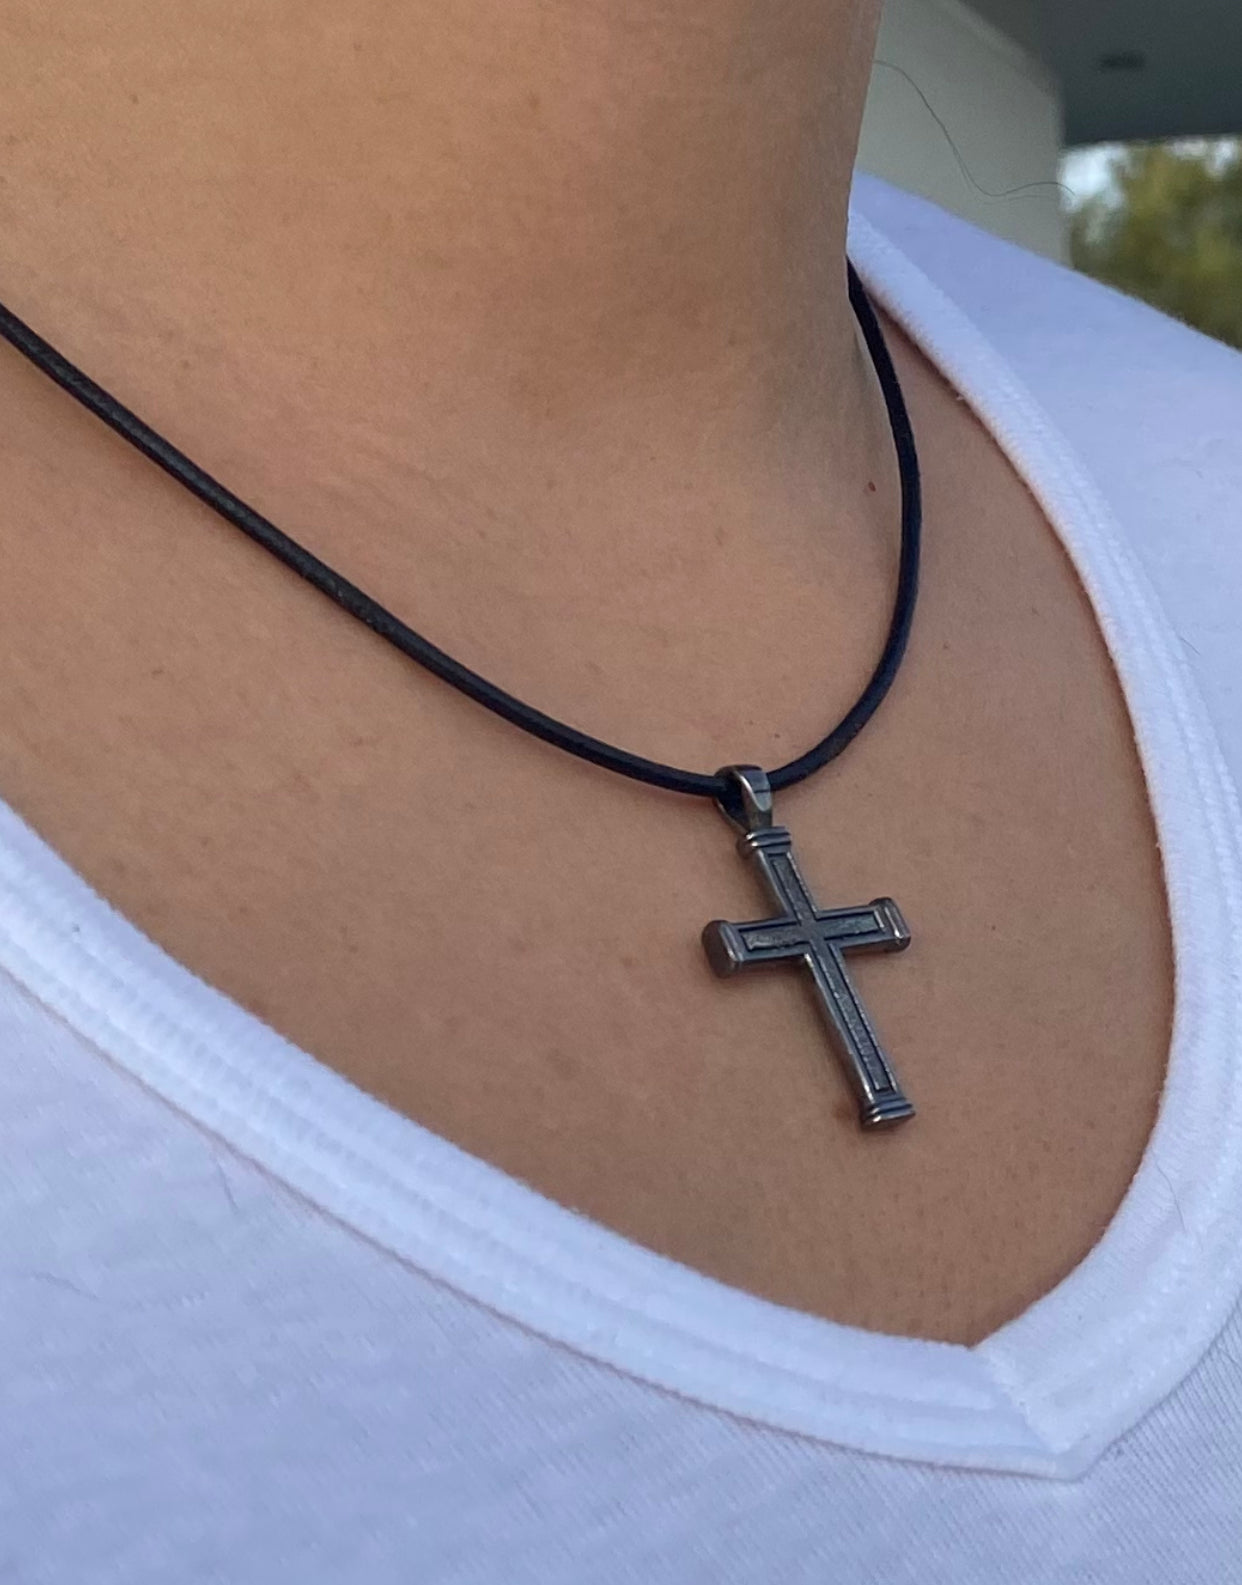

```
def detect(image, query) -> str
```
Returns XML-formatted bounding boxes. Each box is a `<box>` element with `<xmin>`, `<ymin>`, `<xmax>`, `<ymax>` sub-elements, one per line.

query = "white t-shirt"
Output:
<box><xmin>2</xmin><ymin>170</ymin><xmax>1241</xmax><ymax>1583</ymax></box>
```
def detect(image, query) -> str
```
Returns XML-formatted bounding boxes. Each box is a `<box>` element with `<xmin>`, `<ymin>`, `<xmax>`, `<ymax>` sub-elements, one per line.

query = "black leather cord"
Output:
<box><xmin>0</xmin><ymin>258</ymin><xmax>920</xmax><ymax>804</ymax></box>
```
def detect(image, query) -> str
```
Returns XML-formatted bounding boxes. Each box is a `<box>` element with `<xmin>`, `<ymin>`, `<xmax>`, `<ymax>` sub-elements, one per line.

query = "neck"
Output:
<box><xmin>1</xmin><ymin>2</ymin><xmax>902</xmax><ymax>710</ymax></box>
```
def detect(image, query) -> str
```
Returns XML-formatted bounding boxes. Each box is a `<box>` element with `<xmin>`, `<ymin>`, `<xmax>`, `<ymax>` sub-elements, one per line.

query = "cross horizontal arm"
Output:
<box><xmin>701</xmin><ymin>917</ymin><xmax>805</xmax><ymax>975</ymax></box>
<box><xmin>814</xmin><ymin>897</ymin><xmax>911</xmax><ymax>953</ymax></box>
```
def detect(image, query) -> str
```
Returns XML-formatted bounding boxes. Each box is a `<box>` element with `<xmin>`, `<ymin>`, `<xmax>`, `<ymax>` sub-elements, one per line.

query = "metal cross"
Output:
<box><xmin>702</xmin><ymin>765</ymin><xmax>915</xmax><ymax>1130</ymax></box>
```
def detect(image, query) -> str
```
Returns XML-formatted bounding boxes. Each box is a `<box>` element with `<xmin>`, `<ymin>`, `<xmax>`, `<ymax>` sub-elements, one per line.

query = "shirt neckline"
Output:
<box><xmin>0</xmin><ymin>182</ymin><xmax>1240</xmax><ymax>1481</ymax></box>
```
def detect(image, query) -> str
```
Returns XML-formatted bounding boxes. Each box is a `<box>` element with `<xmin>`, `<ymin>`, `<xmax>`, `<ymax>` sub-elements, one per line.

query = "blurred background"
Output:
<box><xmin>858</xmin><ymin>0</ymin><xmax>1242</xmax><ymax>350</ymax></box>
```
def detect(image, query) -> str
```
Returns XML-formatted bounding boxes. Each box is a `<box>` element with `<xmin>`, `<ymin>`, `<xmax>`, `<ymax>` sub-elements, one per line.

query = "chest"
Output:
<box><xmin>0</xmin><ymin>329</ymin><xmax>1173</xmax><ymax>1347</ymax></box>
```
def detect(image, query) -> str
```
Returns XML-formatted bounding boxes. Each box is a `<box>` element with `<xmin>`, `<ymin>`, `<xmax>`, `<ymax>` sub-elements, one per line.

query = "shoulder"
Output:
<box><xmin>850</xmin><ymin>168</ymin><xmax>1242</xmax><ymax>434</ymax></box>
<box><xmin>851</xmin><ymin>168</ymin><xmax>1242</xmax><ymax>596</ymax></box>
<box><xmin>851</xmin><ymin>169</ymin><xmax>1242</xmax><ymax>771</ymax></box>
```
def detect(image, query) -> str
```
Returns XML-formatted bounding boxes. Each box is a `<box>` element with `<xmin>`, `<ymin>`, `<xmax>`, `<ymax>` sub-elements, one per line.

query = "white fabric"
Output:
<box><xmin>2</xmin><ymin>169</ymin><xmax>1241</xmax><ymax>1582</ymax></box>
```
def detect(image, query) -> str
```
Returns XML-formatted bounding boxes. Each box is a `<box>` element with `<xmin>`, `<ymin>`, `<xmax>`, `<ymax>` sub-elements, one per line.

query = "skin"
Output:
<box><xmin>0</xmin><ymin>1</ymin><xmax>1172</xmax><ymax>1344</ymax></box>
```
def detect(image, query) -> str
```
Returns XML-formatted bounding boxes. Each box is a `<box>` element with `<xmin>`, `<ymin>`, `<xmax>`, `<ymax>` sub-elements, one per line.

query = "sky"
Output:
<box><xmin>1058</xmin><ymin>144</ymin><xmax>1125</xmax><ymax>206</ymax></box>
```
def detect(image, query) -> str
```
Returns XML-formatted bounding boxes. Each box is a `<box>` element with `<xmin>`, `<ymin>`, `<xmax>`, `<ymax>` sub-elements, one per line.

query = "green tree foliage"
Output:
<box><xmin>1067</xmin><ymin>140</ymin><xmax>1242</xmax><ymax>351</ymax></box>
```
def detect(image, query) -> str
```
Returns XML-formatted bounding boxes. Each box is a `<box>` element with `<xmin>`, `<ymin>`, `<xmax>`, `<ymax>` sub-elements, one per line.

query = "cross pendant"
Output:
<box><xmin>702</xmin><ymin>765</ymin><xmax>915</xmax><ymax>1130</ymax></box>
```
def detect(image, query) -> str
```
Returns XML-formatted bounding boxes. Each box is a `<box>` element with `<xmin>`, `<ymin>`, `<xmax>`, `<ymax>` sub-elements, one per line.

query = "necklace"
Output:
<box><xmin>0</xmin><ymin>258</ymin><xmax>921</xmax><ymax>1129</ymax></box>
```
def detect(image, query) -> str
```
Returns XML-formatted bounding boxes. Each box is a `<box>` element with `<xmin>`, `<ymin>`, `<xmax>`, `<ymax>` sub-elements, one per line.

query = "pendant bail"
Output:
<box><xmin>714</xmin><ymin>765</ymin><xmax>775</xmax><ymax>836</ymax></box>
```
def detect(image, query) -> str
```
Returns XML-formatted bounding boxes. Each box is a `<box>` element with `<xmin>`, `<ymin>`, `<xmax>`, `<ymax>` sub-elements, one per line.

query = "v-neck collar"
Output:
<box><xmin>0</xmin><ymin>177</ymin><xmax>1240</xmax><ymax>1480</ymax></box>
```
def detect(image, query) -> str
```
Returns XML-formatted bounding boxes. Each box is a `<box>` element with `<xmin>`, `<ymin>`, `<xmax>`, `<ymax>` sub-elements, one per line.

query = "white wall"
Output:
<box><xmin>857</xmin><ymin>0</ymin><xmax>1069</xmax><ymax>262</ymax></box>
